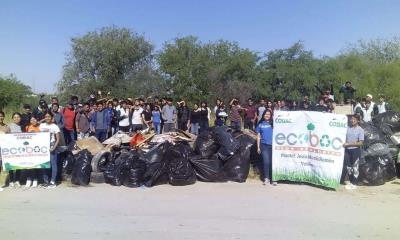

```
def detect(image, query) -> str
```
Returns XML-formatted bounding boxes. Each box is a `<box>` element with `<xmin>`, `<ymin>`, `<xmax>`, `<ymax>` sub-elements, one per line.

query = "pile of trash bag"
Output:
<box><xmin>357</xmin><ymin>111</ymin><xmax>400</xmax><ymax>185</ymax></box>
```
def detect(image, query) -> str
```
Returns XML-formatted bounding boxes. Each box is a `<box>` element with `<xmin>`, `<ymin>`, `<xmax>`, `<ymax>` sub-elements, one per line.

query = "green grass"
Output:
<box><xmin>273</xmin><ymin>168</ymin><xmax>340</xmax><ymax>189</ymax></box>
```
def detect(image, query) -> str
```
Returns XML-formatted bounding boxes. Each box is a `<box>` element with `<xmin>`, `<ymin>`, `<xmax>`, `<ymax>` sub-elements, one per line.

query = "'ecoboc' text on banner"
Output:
<box><xmin>0</xmin><ymin>132</ymin><xmax>51</xmax><ymax>171</ymax></box>
<box><xmin>272</xmin><ymin>111</ymin><xmax>347</xmax><ymax>189</ymax></box>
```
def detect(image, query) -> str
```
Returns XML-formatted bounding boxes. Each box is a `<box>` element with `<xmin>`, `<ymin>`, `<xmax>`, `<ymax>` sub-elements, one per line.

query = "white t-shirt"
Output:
<box><xmin>118</xmin><ymin>108</ymin><xmax>130</xmax><ymax>127</ymax></box>
<box><xmin>131</xmin><ymin>107</ymin><xmax>144</xmax><ymax>125</ymax></box>
<box><xmin>39</xmin><ymin>123</ymin><xmax>60</xmax><ymax>147</ymax></box>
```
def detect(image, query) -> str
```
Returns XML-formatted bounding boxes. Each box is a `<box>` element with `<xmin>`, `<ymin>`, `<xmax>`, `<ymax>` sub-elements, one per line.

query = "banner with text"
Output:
<box><xmin>272</xmin><ymin>111</ymin><xmax>347</xmax><ymax>189</ymax></box>
<box><xmin>0</xmin><ymin>132</ymin><xmax>50</xmax><ymax>171</ymax></box>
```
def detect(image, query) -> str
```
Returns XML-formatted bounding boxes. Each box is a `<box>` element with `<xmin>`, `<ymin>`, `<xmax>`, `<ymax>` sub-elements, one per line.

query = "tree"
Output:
<box><xmin>0</xmin><ymin>74</ymin><xmax>32</xmax><ymax>110</ymax></box>
<box><xmin>57</xmin><ymin>26</ymin><xmax>156</xmax><ymax>101</ymax></box>
<box><xmin>158</xmin><ymin>36</ymin><xmax>258</xmax><ymax>104</ymax></box>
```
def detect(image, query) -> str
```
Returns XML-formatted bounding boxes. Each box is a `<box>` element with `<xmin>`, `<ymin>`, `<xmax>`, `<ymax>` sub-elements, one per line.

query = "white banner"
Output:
<box><xmin>272</xmin><ymin>111</ymin><xmax>347</xmax><ymax>189</ymax></box>
<box><xmin>0</xmin><ymin>132</ymin><xmax>51</xmax><ymax>170</ymax></box>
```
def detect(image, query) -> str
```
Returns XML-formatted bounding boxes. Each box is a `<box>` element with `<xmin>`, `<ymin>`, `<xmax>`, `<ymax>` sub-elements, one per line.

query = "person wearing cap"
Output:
<box><xmin>361</xmin><ymin>98</ymin><xmax>373</xmax><ymax>123</ymax></box>
<box><xmin>20</xmin><ymin>104</ymin><xmax>33</xmax><ymax>131</ymax></box>
<box><xmin>339</xmin><ymin>81</ymin><xmax>356</xmax><ymax>104</ymax></box>
<box><xmin>373</xmin><ymin>95</ymin><xmax>390</xmax><ymax>115</ymax></box>
<box><xmin>33</xmin><ymin>99</ymin><xmax>48</xmax><ymax>122</ymax></box>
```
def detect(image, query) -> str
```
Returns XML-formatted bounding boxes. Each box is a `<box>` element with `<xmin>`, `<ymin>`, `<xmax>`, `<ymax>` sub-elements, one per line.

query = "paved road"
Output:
<box><xmin>0</xmin><ymin>180</ymin><xmax>399</xmax><ymax>240</ymax></box>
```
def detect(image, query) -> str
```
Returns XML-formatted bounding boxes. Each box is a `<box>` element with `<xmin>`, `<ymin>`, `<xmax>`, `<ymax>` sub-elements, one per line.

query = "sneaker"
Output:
<box><xmin>15</xmin><ymin>181</ymin><xmax>21</xmax><ymax>188</ymax></box>
<box><xmin>9</xmin><ymin>182</ymin><xmax>15</xmax><ymax>188</ymax></box>
<box><xmin>271</xmin><ymin>181</ymin><xmax>278</xmax><ymax>186</ymax></box>
<box><xmin>0</xmin><ymin>187</ymin><xmax>4</xmax><ymax>192</ymax></box>
<box><xmin>25</xmin><ymin>180</ymin><xmax>32</xmax><ymax>188</ymax></box>
<box><xmin>263</xmin><ymin>178</ymin><xmax>270</xmax><ymax>185</ymax></box>
<box><xmin>32</xmin><ymin>180</ymin><xmax>38</xmax><ymax>188</ymax></box>
<box><xmin>345</xmin><ymin>183</ymin><xmax>357</xmax><ymax>190</ymax></box>
<box><xmin>46</xmin><ymin>184</ymin><xmax>56</xmax><ymax>189</ymax></box>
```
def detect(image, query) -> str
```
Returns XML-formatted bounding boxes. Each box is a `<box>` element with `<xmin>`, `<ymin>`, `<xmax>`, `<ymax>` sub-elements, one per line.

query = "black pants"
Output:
<box><xmin>244</xmin><ymin>118</ymin><xmax>254</xmax><ymax>130</ymax></box>
<box><xmin>341</xmin><ymin>148</ymin><xmax>361</xmax><ymax>184</ymax></box>
<box><xmin>9</xmin><ymin>170</ymin><xmax>20</xmax><ymax>183</ymax></box>
<box><xmin>178</xmin><ymin>120</ymin><xmax>188</xmax><ymax>131</ymax></box>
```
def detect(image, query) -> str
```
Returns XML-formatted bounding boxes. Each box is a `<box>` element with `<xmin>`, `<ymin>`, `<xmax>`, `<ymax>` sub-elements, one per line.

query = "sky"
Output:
<box><xmin>1</xmin><ymin>0</ymin><xmax>400</xmax><ymax>93</ymax></box>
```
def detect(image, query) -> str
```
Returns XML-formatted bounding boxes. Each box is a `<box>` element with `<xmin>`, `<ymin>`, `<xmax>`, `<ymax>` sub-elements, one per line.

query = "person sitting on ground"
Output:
<box><xmin>342</xmin><ymin>114</ymin><xmax>364</xmax><ymax>190</ymax></box>
<box><xmin>373</xmin><ymin>95</ymin><xmax>390</xmax><ymax>115</ymax></box>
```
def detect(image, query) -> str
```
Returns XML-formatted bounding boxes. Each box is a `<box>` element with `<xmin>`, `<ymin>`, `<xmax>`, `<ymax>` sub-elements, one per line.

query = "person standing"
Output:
<box><xmin>8</xmin><ymin>112</ymin><xmax>23</xmax><ymax>188</ymax></box>
<box><xmin>342</xmin><ymin>115</ymin><xmax>364</xmax><ymax>190</ymax></box>
<box><xmin>339</xmin><ymin>81</ymin><xmax>356</xmax><ymax>104</ymax></box>
<box><xmin>39</xmin><ymin>111</ymin><xmax>61</xmax><ymax>188</ymax></box>
<box><xmin>177</xmin><ymin>100</ymin><xmax>190</xmax><ymax>131</ymax></box>
<box><xmin>215</xmin><ymin>104</ymin><xmax>228</xmax><ymax>127</ymax></box>
<box><xmin>256</xmin><ymin>110</ymin><xmax>277</xmax><ymax>186</ymax></box>
<box><xmin>256</xmin><ymin>99</ymin><xmax>267</xmax><ymax>125</ymax></box>
<box><xmin>24</xmin><ymin>116</ymin><xmax>41</xmax><ymax>188</ymax></box>
<box><xmin>90</xmin><ymin>102</ymin><xmax>111</xmax><ymax>142</ymax></box>
<box><xmin>75</xmin><ymin>103</ymin><xmax>91</xmax><ymax>139</ymax></box>
<box><xmin>130</xmin><ymin>101</ymin><xmax>144</xmax><ymax>133</ymax></box>
<box><xmin>20</xmin><ymin>104</ymin><xmax>33</xmax><ymax>131</ymax></box>
<box><xmin>107</xmin><ymin>101</ymin><xmax>119</xmax><ymax>137</ymax></box>
<box><xmin>141</xmin><ymin>104</ymin><xmax>153</xmax><ymax>130</ymax></box>
<box><xmin>244</xmin><ymin>98</ymin><xmax>257</xmax><ymax>130</ymax></box>
<box><xmin>0</xmin><ymin>111</ymin><xmax>10</xmax><ymax>191</ymax></box>
<box><xmin>152</xmin><ymin>105</ymin><xmax>162</xmax><ymax>134</ymax></box>
<box><xmin>188</xmin><ymin>103</ymin><xmax>201</xmax><ymax>135</ymax></box>
<box><xmin>373</xmin><ymin>95</ymin><xmax>390</xmax><ymax>115</ymax></box>
<box><xmin>117</xmin><ymin>100</ymin><xmax>131</xmax><ymax>133</ymax></box>
<box><xmin>161</xmin><ymin>98</ymin><xmax>177</xmax><ymax>133</ymax></box>
<box><xmin>229</xmin><ymin>98</ymin><xmax>243</xmax><ymax>131</ymax></box>
<box><xmin>62</xmin><ymin>102</ymin><xmax>76</xmax><ymax>145</ymax></box>
<box><xmin>199</xmin><ymin>102</ymin><xmax>210</xmax><ymax>133</ymax></box>
<box><xmin>33</xmin><ymin>99</ymin><xmax>49</xmax><ymax>122</ymax></box>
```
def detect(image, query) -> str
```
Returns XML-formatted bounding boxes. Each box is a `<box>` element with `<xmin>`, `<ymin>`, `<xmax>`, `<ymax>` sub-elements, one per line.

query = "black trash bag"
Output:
<box><xmin>365</xmin><ymin>143</ymin><xmax>390</xmax><ymax>157</ymax></box>
<box><xmin>194</xmin><ymin>129</ymin><xmax>219</xmax><ymax>158</ymax></box>
<box><xmin>71</xmin><ymin>149</ymin><xmax>93</xmax><ymax>186</ymax></box>
<box><xmin>360</xmin><ymin>122</ymin><xmax>386</xmax><ymax>146</ymax></box>
<box><xmin>143</xmin><ymin>142</ymin><xmax>171</xmax><ymax>187</ymax></box>
<box><xmin>103</xmin><ymin>150</ymin><xmax>134</xmax><ymax>186</ymax></box>
<box><xmin>189</xmin><ymin>154</ymin><xmax>226</xmax><ymax>182</ymax></box>
<box><xmin>62</xmin><ymin>152</ymin><xmax>75</xmax><ymax>177</ymax></box>
<box><xmin>222</xmin><ymin>134</ymin><xmax>255</xmax><ymax>182</ymax></box>
<box><xmin>167</xmin><ymin>143</ymin><xmax>196</xmax><ymax>186</ymax></box>
<box><xmin>372</xmin><ymin>111</ymin><xmax>400</xmax><ymax>133</ymax></box>
<box><xmin>123</xmin><ymin>152</ymin><xmax>147</xmax><ymax>188</ymax></box>
<box><xmin>214</xmin><ymin>126</ymin><xmax>240</xmax><ymax>160</ymax></box>
<box><xmin>358</xmin><ymin>153</ymin><xmax>397</xmax><ymax>186</ymax></box>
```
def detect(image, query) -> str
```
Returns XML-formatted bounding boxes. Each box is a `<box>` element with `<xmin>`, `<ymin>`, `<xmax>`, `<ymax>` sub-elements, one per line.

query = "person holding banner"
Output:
<box><xmin>39</xmin><ymin>111</ymin><xmax>61</xmax><ymax>189</ymax></box>
<box><xmin>256</xmin><ymin>110</ymin><xmax>277</xmax><ymax>186</ymax></box>
<box><xmin>25</xmin><ymin>116</ymin><xmax>41</xmax><ymax>188</ymax></box>
<box><xmin>342</xmin><ymin>115</ymin><xmax>364</xmax><ymax>190</ymax></box>
<box><xmin>9</xmin><ymin>112</ymin><xmax>23</xmax><ymax>188</ymax></box>
<box><xmin>0</xmin><ymin>111</ymin><xmax>10</xmax><ymax>191</ymax></box>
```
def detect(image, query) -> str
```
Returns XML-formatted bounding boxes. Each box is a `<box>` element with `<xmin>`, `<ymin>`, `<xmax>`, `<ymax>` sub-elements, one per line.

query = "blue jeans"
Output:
<box><xmin>153</xmin><ymin>123</ymin><xmax>161</xmax><ymax>134</ymax></box>
<box><xmin>261</xmin><ymin>144</ymin><xmax>272</xmax><ymax>180</ymax></box>
<box><xmin>191</xmin><ymin>123</ymin><xmax>199</xmax><ymax>135</ymax></box>
<box><xmin>231</xmin><ymin>120</ymin><xmax>241</xmax><ymax>130</ymax></box>
<box><xmin>95</xmin><ymin>129</ymin><xmax>108</xmax><ymax>142</ymax></box>
<box><xmin>43</xmin><ymin>152</ymin><xmax>58</xmax><ymax>183</ymax></box>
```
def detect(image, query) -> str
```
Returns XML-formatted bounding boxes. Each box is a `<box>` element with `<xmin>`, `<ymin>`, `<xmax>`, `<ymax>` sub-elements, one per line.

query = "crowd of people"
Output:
<box><xmin>0</xmin><ymin>81</ymin><xmax>394</xmax><ymax>191</ymax></box>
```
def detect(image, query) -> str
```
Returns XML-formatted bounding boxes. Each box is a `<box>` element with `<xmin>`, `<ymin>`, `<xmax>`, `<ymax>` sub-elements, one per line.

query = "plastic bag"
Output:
<box><xmin>373</xmin><ymin>111</ymin><xmax>400</xmax><ymax>133</ymax></box>
<box><xmin>194</xmin><ymin>130</ymin><xmax>219</xmax><ymax>158</ymax></box>
<box><xmin>214</xmin><ymin>126</ymin><xmax>240</xmax><ymax>159</ymax></box>
<box><xmin>62</xmin><ymin>152</ymin><xmax>75</xmax><ymax>177</ymax></box>
<box><xmin>167</xmin><ymin>143</ymin><xmax>196</xmax><ymax>186</ymax></box>
<box><xmin>123</xmin><ymin>154</ymin><xmax>147</xmax><ymax>188</ymax></box>
<box><xmin>222</xmin><ymin>134</ymin><xmax>254</xmax><ymax>182</ymax></box>
<box><xmin>189</xmin><ymin>154</ymin><xmax>226</xmax><ymax>182</ymax></box>
<box><xmin>364</xmin><ymin>143</ymin><xmax>390</xmax><ymax>157</ymax></box>
<box><xmin>143</xmin><ymin>142</ymin><xmax>171</xmax><ymax>187</ymax></box>
<box><xmin>71</xmin><ymin>149</ymin><xmax>93</xmax><ymax>186</ymax></box>
<box><xmin>360</xmin><ymin>122</ymin><xmax>385</xmax><ymax>146</ymax></box>
<box><xmin>103</xmin><ymin>150</ymin><xmax>134</xmax><ymax>186</ymax></box>
<box><xmin>358</xmin><ymin>152</ymin><xmax>397</xmax><ymax>186</ymax></box>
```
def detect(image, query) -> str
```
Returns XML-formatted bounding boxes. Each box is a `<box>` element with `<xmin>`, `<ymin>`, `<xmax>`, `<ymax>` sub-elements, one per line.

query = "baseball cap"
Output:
<box><xmin>366</xmin><ymin>94</ymin><xmax>373</xmax><ymax>99</ymax></box>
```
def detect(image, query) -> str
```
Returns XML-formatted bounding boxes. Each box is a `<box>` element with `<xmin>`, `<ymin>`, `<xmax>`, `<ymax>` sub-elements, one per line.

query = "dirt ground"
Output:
<box><xmin>0</xmin><ymin>180</ymin><xmax>399</xmax><ymax>240</ymax></box>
